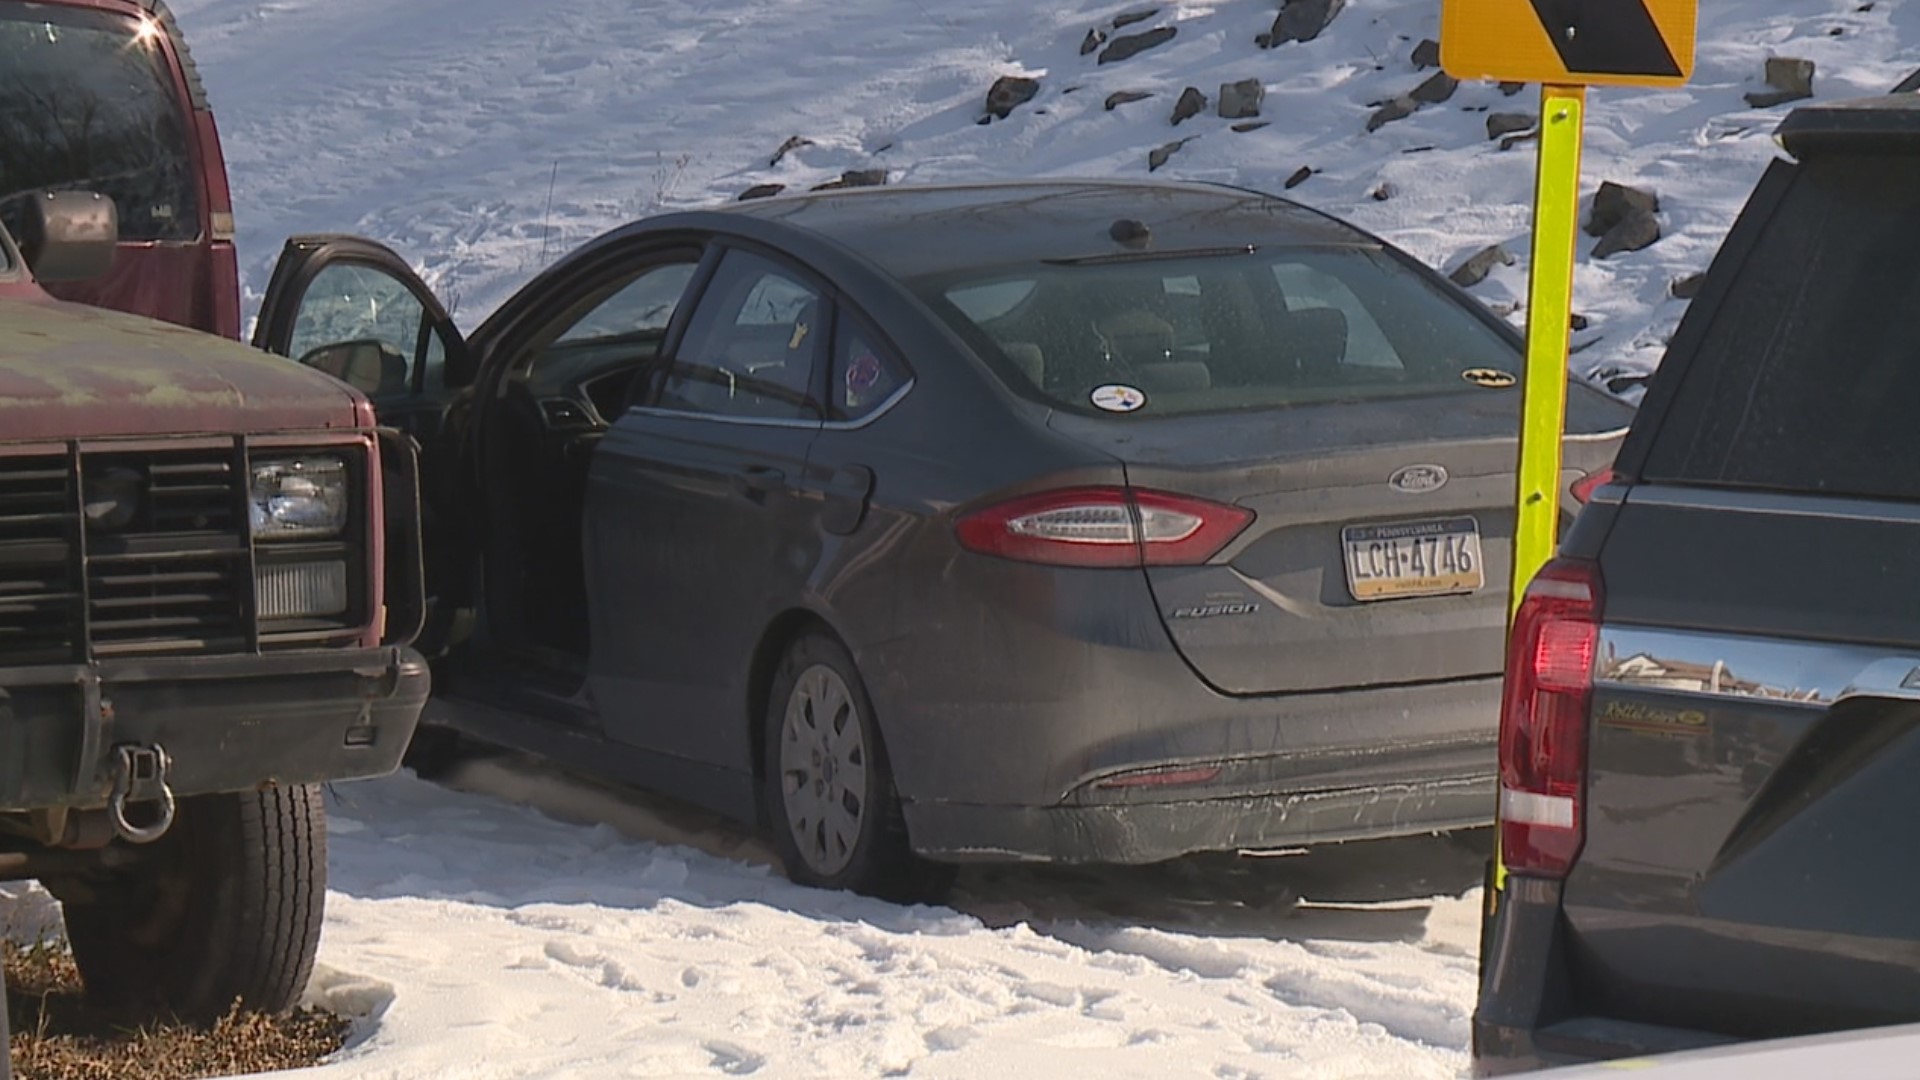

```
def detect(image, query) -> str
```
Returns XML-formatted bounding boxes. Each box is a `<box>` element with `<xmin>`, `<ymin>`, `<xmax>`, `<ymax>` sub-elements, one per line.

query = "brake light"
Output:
<box><xmin>955</xmin><ymin>487</ymin><xmax>1253</xmax><ymax>568</ymax></box>
<box><xmin>1498</xmin><ymin>558</ymin><xmax>1603</xmax><ymax>878</ymax></box>
<box><xmin>1570</xmin><ymin>467</ymin><xmax>1615</xmax><ymax>504</ymax></box>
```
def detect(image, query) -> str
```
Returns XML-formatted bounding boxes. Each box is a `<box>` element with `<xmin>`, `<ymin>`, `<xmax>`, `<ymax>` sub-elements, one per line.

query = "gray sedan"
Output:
<box><xmin>251</xmin><ymin>179</ymin><xmax>1632</xmax><ymax>898</ymax></box>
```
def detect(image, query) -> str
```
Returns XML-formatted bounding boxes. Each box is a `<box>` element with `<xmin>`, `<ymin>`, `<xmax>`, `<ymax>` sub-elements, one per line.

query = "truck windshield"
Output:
<box><xmin>0</xmin><ymin>4</ymin><xmax>199</xmax><ymax>244</ymax></box>
<box><xmin>911</xmin><ymin>246</ymin><xmax>1520</xmax><ymax>417</ymax></box>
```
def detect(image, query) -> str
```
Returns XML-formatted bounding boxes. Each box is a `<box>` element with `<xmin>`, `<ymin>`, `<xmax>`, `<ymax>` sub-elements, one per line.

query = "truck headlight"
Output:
<box><xmin>250</xmin><ymin>457</ymin><xmax>348</xmax><ymax>540</ymax></box>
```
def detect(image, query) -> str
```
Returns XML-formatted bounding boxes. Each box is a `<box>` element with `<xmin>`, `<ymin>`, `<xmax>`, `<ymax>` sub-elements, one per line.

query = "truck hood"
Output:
<box><xmin>0</xmin><ymin>294</ymin><xmax>367</xmax><ymax>441</ymax></box>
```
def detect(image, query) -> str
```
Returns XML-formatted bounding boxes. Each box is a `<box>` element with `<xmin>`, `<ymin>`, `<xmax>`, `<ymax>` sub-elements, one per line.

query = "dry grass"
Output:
<box><xmin>4</xmin><ymin>941</ymin><xmax>349</xmax><ymax>1080</ymax></box>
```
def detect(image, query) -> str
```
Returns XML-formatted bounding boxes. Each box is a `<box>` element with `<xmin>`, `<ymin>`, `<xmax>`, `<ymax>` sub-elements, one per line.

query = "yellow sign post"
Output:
<box><xmin>1507</xmin><ymin>85</ymin><xmax>1584</xmax><ymax>620</ymax></box>
<box><xmin>1439</xmin><ymin>0</ymin><xmax>1697</xmax><ymax>895</ymax></box>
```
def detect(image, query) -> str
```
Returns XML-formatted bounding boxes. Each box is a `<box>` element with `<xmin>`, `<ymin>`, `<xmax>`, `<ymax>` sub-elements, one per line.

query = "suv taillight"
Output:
<box><xmin>955</xmin><ymin>487</ymin><xmax>1253</xmax><ymax>568</ymax></box>
<box><xmin>1498</xmin><ymin>557</ymin><xmax>1603</xmax><ymax>878</ymax></box>
<box><xmin>1571</xmin><ymin>467</ymin><xmax>1615</xmax><ymax>504</ymax></box>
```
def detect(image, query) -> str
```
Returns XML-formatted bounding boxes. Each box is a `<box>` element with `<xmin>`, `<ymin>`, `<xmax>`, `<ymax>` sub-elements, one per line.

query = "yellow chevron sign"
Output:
<box><xmin>1441</xmin><ymin>0</ymin><xmax>1697</xmax><ymax>88</ymax></box>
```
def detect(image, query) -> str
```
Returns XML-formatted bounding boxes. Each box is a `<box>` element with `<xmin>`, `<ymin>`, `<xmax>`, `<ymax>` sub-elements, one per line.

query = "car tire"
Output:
<box><xmin>55</xmin><ymin>785</ymin><xmax>326</xmax><ymax>1023</ymax></box>
<box><xmin>762</xmin><ymin>631</ymin><xmax>953</xmax><ymax>903</ymax></box>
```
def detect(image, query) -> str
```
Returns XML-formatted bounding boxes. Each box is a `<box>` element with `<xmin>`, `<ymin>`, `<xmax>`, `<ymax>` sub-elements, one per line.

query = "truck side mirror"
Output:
<box><xmin>17</xmin><ymin>191</ymin><xmax>118</xmax><ymax>283</ymax></box>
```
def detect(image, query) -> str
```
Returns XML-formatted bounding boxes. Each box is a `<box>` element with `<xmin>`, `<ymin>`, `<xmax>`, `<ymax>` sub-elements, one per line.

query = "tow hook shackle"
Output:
<box><xmin>107</xmin><ymin>744</ymin><xmax>175</xmax><ymax>844</ymax></box>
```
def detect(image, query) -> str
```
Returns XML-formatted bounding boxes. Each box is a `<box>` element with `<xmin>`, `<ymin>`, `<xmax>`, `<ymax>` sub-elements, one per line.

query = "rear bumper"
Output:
<box><xmin>864</xmin><ymin>558</ymin><xmax>1501</xmax><ymax>864</ymax></box>
<box><xmin>904</xmin><ymin>770</ymin><xmax>1493</xmax><ymax>864</ymax></box>
<box><xmin>0</xmin><ymin>647</ymin><xmax>429</xmax><ymax>812</ymax></box>
<box><xmin>1472</xmin><ymin>875</ymin><xmax>1738</xmax><ymax>1075</ymax></box>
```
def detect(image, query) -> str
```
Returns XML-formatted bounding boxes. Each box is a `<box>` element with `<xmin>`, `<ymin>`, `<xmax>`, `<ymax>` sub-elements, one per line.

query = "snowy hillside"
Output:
<box><xmin>170</xmin><ymin>0</ymin><xmax>1920</xmax><ymax>393</ymax></box>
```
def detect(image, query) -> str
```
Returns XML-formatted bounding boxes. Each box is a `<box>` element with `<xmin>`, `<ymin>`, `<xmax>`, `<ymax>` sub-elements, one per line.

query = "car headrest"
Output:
<box><xmin>1002</xmin><ymin>342</ymin><xmax>1045</xmax><ymax>387</ymax></box>
<box><xmin>1289</xmin><ymin>307</ymin><xmax>1349</xmax><ymax>377</ymax></box>
<box><xmin>1093</xmin><ymin>309</ymin><xmax>1175</xmax><ymax>366</ymax></box>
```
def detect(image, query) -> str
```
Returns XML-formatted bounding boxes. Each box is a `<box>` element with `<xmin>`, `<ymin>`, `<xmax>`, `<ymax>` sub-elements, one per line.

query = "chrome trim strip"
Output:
<box><xmin>624</xmin><ymin>379</ymin><xmax>914</xmax><ymax>433</ymax></box>
<box><xmin>1598</xmin><ymin>625</ymin><xmax>1920</xmax><ymax>707</ymax></box>
<box><xmin>1625</xmin><ymin>483</ymin><xmax>1920</xmax><ymax>525</ymax></box>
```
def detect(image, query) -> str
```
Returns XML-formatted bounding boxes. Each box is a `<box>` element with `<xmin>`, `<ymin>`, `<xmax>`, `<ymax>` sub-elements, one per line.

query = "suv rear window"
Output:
<box><xmin>913</xmin><ymin>246</ymin><xmax>1517</xmax><ymax>417</ymax></box>
<box><xmin>1643</xmin><ymin>155</ymin><xmax>1920</xmax><ymax>501</ymax></box>
<box><xmin>0</xmin><ymin>4</ymin><xmax>200</xmax><ymax>243</ymax></box>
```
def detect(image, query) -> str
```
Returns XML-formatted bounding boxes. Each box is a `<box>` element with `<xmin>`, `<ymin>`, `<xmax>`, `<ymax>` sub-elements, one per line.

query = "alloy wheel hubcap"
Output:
<box><xmin>779</xmin><ymin>665</ymin><xmax>868</xmax><ymax>877</ymax></box>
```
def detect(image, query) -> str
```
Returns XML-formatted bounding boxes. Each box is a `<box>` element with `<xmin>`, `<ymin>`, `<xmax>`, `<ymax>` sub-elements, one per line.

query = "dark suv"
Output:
<box><xmin>1473</xmin><ymin>94</ymin><xmax>1920</xmax><ymax>1072</ymax></box>
<box><xmin>0</xmin><ymin>0</ymin><xmax>240</xmax><ymax>336</ymax></box>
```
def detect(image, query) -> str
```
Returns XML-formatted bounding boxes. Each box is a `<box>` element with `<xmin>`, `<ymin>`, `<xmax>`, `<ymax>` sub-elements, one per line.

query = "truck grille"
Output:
<box><xmin>0</xmin><ymin>442</ymin><xmax>366</xmax><ymax>664</ymax></box>
<box><xmin>0</xmin><ymin>461</ymin><xmax>80</xmax><ymax>664</ymax></box>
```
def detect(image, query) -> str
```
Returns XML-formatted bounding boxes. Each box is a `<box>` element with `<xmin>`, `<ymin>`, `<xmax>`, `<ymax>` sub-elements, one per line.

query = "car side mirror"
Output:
<box><xmin>17</xmin><ymin>191</ymin><xmax>118</xmax><ymax>283</ymax></box>
<box><xmin>296</xmin><ymin>339</ymin><xmax>409</xmax><ymax>398</ymax></box>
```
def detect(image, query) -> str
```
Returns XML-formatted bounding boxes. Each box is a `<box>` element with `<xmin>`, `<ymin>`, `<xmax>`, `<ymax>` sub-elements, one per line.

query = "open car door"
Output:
<box><xmin>253</xmin><ymin>235</ymin><xmax>474</xmax><ymax>654</ymax></box>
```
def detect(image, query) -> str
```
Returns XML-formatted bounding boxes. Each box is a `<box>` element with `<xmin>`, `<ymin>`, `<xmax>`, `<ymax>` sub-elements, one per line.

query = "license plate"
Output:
<box><xmin>1341</xmin><ymin>516</ymin><xmax>1485</xmax><ymax>601</ymax></box>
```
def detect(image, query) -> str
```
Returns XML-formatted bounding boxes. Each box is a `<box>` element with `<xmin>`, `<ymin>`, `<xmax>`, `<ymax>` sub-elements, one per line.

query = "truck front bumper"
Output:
<box><xmin>0</xmin><ymin>646</ymin><xmax>428</xmax><ymax>812</ymax></box>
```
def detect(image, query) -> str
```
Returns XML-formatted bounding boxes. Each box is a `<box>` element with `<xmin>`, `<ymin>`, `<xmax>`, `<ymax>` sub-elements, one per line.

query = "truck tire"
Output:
<box><xmin>55</xmin><ymin>785</ymin><xmax>326</xmax><ymax>1024</ymax></box>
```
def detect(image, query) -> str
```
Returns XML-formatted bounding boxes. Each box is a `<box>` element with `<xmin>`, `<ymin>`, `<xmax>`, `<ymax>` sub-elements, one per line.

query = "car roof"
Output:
<box><xmin>1777</xmin><ymin>93</ymin><xmax>1920</xmax><ymax>158</ymax></box>
<box><xmin>715</xmin><ymin>178</ymin><xmax>1375</xmax><ymax>279</ymax></box>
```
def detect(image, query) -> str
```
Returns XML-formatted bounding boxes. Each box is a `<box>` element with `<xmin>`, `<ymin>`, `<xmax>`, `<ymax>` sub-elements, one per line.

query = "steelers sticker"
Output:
<box><xmin>1090</xmin><ymin>384</ymin><xmax>1147</xmax><ymax>413</ymax></box>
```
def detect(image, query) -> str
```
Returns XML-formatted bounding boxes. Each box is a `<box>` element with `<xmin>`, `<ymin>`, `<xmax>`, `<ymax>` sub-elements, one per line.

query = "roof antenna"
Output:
<box><xmin>1109</xmin><ymin>218</ymin><xmax>1152</xmax><ymax>249</ymax></box>
<box><xmin>539</xmin><ymin>159</ymin><xmax>559</xmax><ymax>265</ymax></box>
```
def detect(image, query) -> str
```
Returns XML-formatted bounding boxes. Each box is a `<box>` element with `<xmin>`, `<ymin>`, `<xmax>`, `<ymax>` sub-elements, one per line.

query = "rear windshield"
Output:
<box><xmin>912</xmin><ymin>246</ymin><xmax>1519</xmax><ymax>417</ymax></box>
<box><xmin>1643</xmin><ymin>155</ymin><xmax>1920</xmax><ymax>501</ymax></box>
<box><xmin>0</xmin><ymin>5</ymin><xmax>200</xmax><ymax>243</ymax></box>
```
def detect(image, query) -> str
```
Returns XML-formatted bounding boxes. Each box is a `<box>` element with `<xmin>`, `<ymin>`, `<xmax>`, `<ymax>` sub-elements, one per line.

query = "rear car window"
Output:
<box><xmin>0</xmin><ymin>4</ymin><xmax>200</xmax><ymax>242</ymax></box>
<box><xmin>1643</xmin><ymin>155</ymin><xmax>1920</xmax><ymax>501</ymax></box>
<box><xmin>913</xmin><ymin>246</ymin><xmax>1518</xmax><ymax>417</ymax></box>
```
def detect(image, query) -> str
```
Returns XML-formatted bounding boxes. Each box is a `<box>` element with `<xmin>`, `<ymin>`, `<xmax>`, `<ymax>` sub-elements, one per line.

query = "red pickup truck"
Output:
<box><xmin>0</xmin><ymin>0</ymin><xmax>431</xmax><ymax>1026</ymax></box>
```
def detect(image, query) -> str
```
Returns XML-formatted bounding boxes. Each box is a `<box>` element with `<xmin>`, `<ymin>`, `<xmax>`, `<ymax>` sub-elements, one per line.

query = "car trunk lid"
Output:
<box><xmin>1047</xmin><ymin>384</ymin><xmax>1629</xmax><ymax>695</ymax></box>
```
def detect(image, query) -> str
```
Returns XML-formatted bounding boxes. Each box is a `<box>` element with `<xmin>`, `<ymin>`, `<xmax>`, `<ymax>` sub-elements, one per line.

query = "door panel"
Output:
<box><xmin>588</xmin><ymin>418</ymin><xmax>819</xmax><ymax>766</ymax></box>
<box><xmin>586</xmin><ymin>247</ymin><xmax>829</xmax><ymax>771</ymax></box>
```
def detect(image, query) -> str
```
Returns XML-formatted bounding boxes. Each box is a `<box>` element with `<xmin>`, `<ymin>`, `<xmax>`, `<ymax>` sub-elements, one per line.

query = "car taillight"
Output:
<box><xmin>1570</xmin><ymin>467</ymin><xmax>1615</xmax><ymax>504</ymax></box>
<box><xmin>955</xmin><ymin>486</ymin><xmax>1253</xmax><ymax>568</ymax></box>
<box><xmin>1499</xmin><ymin>557</ymin><xmax>1603</xmax><ymax>878</ymax></box>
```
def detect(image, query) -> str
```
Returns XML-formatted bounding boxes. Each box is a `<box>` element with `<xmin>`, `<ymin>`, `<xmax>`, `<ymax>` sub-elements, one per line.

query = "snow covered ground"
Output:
<box><xmin>0</xmin><ymin>752</ymin><xmax>1486</xmax><ymax>1078</ymax></box>
<box><xmin>10</xmin><ymin>0</ymin><xmax>1912</xmax><ymax>1076</ymax></box>
<box><xmin>288</xmin><ymin>756</ymin><xmax>1487</xmax><ymax>1079</ymax></box>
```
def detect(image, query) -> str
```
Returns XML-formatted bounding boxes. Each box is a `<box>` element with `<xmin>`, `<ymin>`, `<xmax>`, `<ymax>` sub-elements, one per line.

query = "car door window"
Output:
<box><xmin>0</xmin><ymin>6</ymin><xmax>200</xmax><ymax>242</ymax></box>
<box><xmin>831</xmin><ymin>313</ymin><xmax>909</xmax><ymax>421</ymax></box>
<box><xmin>288</xmin><ymin>263</ymin><xmax>440</xmax><ymax>399</ymax></box>
<box><xmin>556</xmin><ymin>262</ymin><xmax>696</xmax><ymax>344</ymax></box>
<box><xmin>656</xmin><ymin>250</ymin><xmax>826</xmax><ymax>422</ymax></box>
<box><xmin>526</xmin><ymin>258</ymin><xmax>700</xmax><ymax>421</ymax></box>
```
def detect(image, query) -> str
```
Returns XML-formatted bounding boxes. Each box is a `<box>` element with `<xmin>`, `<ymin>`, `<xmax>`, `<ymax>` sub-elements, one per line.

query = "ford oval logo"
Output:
<box><xmin>1389</xmin><ymin>464</ymin><xmax>1449</xmax><ymax>494</ymax></box>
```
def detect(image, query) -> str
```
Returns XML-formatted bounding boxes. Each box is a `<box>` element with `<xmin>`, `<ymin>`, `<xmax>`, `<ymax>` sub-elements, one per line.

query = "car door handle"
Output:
<box><xmin>731</xmin><ymin>466</ymin><xmax>786</xmax><ymax>502</ymax></box>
